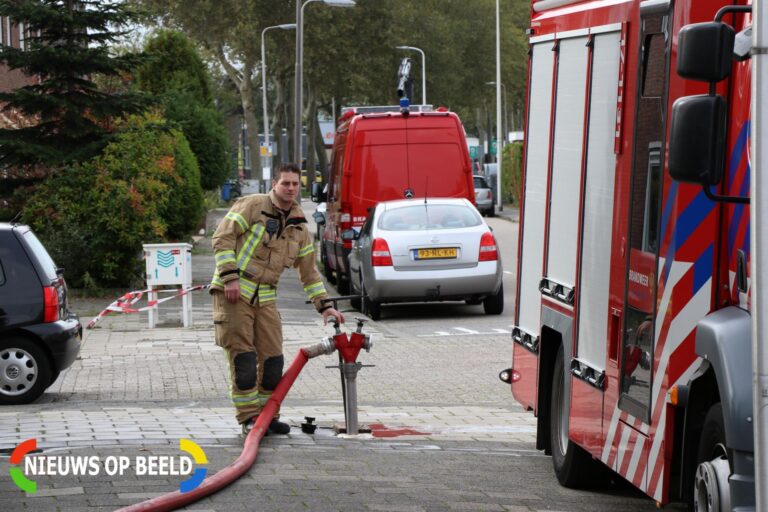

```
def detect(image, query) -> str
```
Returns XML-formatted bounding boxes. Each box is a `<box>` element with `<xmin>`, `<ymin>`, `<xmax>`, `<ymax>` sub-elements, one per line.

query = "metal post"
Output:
<box><xmin>295</xmin><ymin>1</ymin><xmax>355</xmax><ymax>165</ymax></box>
<box><xmin>342</xmin><ymin>363</ymin><xmax>360</xmax><ymax>434</ymax></box>
<box><xmin>262</xmin><ymin>24</ymin><xmax>296</xmax><ymax>187</ymax></box>
<box><xmin>751</xmin><ymin>0</ymin><xmax>767</xmax><ymax>508</ymax></box>
<box><xmin>494</xmin><ymin>0</ymin><xmax>503</xmax><ymax>212</ymax></box>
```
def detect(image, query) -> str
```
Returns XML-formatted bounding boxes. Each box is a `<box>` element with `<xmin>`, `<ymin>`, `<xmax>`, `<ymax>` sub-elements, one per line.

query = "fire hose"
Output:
<box><xmin>117</xmin><ymin>318</ymin><xmax>372</xmax><ymax>512</ymax></box>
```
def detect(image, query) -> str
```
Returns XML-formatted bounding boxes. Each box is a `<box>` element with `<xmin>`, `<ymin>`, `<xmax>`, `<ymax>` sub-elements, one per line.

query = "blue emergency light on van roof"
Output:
<box><xmin>399</xmin><ymin>97</ymin><xmax>410</xmax><ymax>115</ymax></box>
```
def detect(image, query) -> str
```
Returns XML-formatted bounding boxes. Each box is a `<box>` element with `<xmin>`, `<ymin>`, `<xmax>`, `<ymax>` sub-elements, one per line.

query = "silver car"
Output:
<box><xmin>347</xmin><ymin>198</ymin><xmax>503</xmax><ymax>320</ymax></box>
<box><xmin>473</xmin><ymin>175</ymin><xmax>495</xmax><ymax>216</ymax></box>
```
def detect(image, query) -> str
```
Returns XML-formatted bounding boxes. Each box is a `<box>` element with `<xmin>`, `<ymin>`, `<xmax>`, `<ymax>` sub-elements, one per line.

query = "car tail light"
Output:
<box><xmin>486</xmin><ymin>190</ymin><xmax>492</xmax><ymax>200</ymax></box>
<box><xmin>372</xmin><ymin>238</ymin><xmax>393</xmax><ymax>267</ymax></box>
<box><xmin>479</xmin><ymin>232</ymin><xmax>498</xmax><ymax>262</ymax></box>
<box><xmin>43</xmin><ymin>285</ymin><xmax>60</xmax><ymax>322</ymax></box>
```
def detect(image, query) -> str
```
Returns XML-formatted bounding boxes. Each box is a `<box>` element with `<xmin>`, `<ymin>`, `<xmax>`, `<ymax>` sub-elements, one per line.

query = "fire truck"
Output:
<box><xmin>505</xmin><ymin>0</ymin><xmax>764</xmax><ymax>508</ymax></box>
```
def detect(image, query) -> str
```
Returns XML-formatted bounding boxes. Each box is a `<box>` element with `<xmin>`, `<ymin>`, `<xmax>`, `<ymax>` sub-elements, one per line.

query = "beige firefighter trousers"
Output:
<box><xmin>212</xmin><ymin>291</ymin><xmax>283</xmax><ymax>424</ymax></box>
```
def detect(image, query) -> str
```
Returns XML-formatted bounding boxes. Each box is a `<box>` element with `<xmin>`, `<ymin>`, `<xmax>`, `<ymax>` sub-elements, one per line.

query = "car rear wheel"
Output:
<box><xmin>361</xmin><ymin>281</ymin><xmax>381</xmax><ymax>321</ymax></box>
<box><xmin>487</xmin><ymin>208</ymin><xmax>495</xmax><ymax>218</ymax></box>
<box><xmin>0</xmin><ymin>337</ymin><xmax>52</xmax><ymax>405</ymax></box>
<box><xmin>483</xmin><ymin>283</ymin><xmax>504</xmax><ymax>315</ymax></box>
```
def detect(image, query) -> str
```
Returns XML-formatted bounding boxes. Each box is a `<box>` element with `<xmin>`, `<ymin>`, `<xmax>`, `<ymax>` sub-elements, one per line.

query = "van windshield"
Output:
<box><xmin>378</xmin><ymin>204</ymin><xmax>481</xmax><ymax>231</ymax></box>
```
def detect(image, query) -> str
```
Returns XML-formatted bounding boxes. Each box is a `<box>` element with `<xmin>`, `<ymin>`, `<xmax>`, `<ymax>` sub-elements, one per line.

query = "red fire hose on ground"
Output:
<box><xmin>118</xmin><ymin>320</ymin><xmax>372</xmax><ymax>512</ymax></box>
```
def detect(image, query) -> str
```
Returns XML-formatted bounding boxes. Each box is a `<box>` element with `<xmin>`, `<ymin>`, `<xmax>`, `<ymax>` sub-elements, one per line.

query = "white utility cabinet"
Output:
<box><xmin>143</xmin><ymin>243</ymin><xmax>193</xmax><ymax>328</ymax></box>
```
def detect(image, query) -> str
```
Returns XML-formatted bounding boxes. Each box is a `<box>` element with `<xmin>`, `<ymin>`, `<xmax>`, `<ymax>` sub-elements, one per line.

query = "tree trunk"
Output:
<box><xmin>312</xmin><ymin>106</ymin><xmax>328</xmax><ymax>184</ymax></box>
<box><xmin>305</xmin><ymin>87</ymin><xmax>317</xmax><ymax>195</ymax></box>
<box><xmin>239</xmin><ymin>76</ymin><xmax>260</xmax><ymax>181</ymax></box>
<box><xmin>272</xmin><ymin>76</ymin><xmax>287</xmax><ymax>175</ymax></box>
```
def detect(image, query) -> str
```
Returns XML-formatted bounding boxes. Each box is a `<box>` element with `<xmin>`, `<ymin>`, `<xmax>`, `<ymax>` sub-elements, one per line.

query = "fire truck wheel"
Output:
<box><xmin>483</xmin><ymin>284</ymin><xmax>504</xmax><ymax>315</ymax></box>
<box><xmin>693</xmin><ymin>403</ymin><xmax>731</xmax><ymax>512</ymax></box>
<box><xmin>549</xmin><ymin>345</ymin><xmax>595</xmax><ymax>487</ymax></box>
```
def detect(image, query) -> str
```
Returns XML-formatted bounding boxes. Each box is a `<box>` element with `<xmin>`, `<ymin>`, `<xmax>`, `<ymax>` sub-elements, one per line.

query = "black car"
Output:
<box><xmin>0</xmin><ymin>223</ymin><xmax>81</xmax><ymax>404</ymax></box>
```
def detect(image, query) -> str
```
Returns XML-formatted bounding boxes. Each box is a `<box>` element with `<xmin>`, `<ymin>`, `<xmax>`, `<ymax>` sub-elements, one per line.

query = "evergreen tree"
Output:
<box><xmin>0</xmin><ymin>0</ymin><xmax>147</xmax><ymax>170</ymax></box>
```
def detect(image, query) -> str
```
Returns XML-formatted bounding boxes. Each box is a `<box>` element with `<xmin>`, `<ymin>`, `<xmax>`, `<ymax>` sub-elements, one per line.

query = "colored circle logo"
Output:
<box><xmin>179</xmin><ymin>439</ymin><xmax>207</xmax><ymax>493</ymax></box>
<box><xmin>9</xmin><ymin>438</ymin><xmax>37</xmax><ymax>493</ymax></box>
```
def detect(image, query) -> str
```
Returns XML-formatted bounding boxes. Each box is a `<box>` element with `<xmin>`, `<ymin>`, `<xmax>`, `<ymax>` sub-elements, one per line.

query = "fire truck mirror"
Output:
<box><xmin>668</xmin><ymin>94</ymin><xmax>727</xmax><ymax>186</ymax></box>
<box><xmin>677</xmin><ymin>22</ymin><xmax>735</xmax><ymax>82</ymax></box>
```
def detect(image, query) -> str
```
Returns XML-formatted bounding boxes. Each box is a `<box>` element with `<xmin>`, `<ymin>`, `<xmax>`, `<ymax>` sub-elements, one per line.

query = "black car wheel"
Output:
<box><xmin>361</xmin><ymin>281</ymin><xmax>381</xmax><ymax>321</ymax></box>
<box><xmin>0</xmin><ymin>337</ymin><xmax>52</xmax><ymax>405</ymax></box>
<box><xmin>483</xmin><ymin>283</ymin><xmax>504</xmax><ymax>315</ymax></box>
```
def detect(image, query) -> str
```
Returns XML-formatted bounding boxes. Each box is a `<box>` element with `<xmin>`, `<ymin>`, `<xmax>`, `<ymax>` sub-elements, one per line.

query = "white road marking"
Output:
<box><xmin>454</xmin><ymin>327</ymin><xmax>480</xmax><ymax>334</ymax></box>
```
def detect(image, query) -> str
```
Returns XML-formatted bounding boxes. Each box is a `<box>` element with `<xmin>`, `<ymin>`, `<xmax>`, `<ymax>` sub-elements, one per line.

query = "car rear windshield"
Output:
<box><xmin>379</xmin><ymin>204</ymin><xmax>482</xmax><ymax>231</ymax></box>
<box><xmin>21</xmin><ymin>229</ymin><xmax>59</xmax><ymax>281</ymax></box>
<box><xmin>474</xmin><ymin>177</ymin><xmax>489</xmax><ymax>188</ymax></box>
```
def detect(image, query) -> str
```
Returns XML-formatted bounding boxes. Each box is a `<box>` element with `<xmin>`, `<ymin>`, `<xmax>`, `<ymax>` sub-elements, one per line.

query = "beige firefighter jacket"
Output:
<box><xmin>211</xmin><ymin>191</ymin><xmax>328</xmax><ymax>311</ymax></box>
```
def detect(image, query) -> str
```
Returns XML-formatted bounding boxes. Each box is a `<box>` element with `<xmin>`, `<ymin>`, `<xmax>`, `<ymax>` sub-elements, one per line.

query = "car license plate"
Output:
<box><xmin>415</xmin><ymin>248</ymin><xmax>457</xmax><ymax>260</ymax></box>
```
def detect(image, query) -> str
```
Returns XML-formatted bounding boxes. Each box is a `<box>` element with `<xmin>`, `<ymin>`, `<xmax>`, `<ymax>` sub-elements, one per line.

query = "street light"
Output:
<box><xmin>395</xmin><ymin>45</ymin><xmax>426</xmax><ymax>105</ymax></box>
<box><xmin>486</xmin><ymin>81</ymin><xmax>508</xmax><ymax>140</ymax></box>
<box><xmin>261</xmin><ymin>23</ymin><xmax>296</xmax><ymax>188</ymax></box>
<box><xmin>294</xmin><ymin>0</ymin><xmax>355</xmax><ymax>165</ymax></box>
<box><xmin>494</xmin><ymin>0</ymin><xmax>503</xmax><ymax>212</ymax></box>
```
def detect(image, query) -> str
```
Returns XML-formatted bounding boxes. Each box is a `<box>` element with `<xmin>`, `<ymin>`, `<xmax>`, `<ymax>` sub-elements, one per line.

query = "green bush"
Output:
<box><xmin>22</xmin><ymin>113</ymin><xmax>203</xmax><ymax>287</ymax></box>
<box><xmin>137</xmin><ymin>30</ymin><xmax>231</xmax><ymax>191</ymax></box>
<box><xmin>164</xmin><ymin>93</ymin><xmax>231</xmax><ymax>191</ymax></box>
<box><xmin>501</xmin><ymin>141</ymin><xmax>523</xmax><ymax>206</ymax></box>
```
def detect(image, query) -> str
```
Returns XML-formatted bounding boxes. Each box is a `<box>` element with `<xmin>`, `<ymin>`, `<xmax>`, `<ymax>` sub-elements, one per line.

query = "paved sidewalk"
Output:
<box><xmin>0</xmin><ymin>204</ymin><xmax>667</xmax><ymax>512</ymax></box>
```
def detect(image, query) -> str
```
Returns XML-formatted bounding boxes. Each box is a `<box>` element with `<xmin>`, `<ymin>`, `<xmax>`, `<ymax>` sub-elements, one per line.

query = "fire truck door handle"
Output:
<box><xmin>609</xmin><ymin>308</ymin><xmax>622</xmax><ymax>363</ymax></box>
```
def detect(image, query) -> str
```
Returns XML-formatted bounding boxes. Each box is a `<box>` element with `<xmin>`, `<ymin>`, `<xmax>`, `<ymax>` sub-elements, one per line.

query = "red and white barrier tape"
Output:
<box><xmin>86</xmin><ymin>284</ymin><xmax>210</xmax><ymax>329</ymax></box>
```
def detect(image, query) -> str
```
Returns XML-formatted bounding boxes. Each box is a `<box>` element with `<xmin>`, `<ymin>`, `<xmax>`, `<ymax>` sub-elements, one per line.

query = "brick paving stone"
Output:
<box><xmin>0</xmin><ymin>208</ymin><xmax>683</xmax><ymax>512</ymax></box>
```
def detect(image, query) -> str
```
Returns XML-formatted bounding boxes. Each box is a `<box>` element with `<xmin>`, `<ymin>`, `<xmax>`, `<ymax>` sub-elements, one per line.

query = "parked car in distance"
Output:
<box><xmin>347</xmin><ymin>198</ymin><xmax>503</xmax><ymax>320</ymax></box>
<box><xmin>473</xmin><ymin>175</ymin><xmax>495</xmax><ymax>216</ymax></box>
<box><xmin>0</xmin><ymin>223</ymin><xmax>81</xmax><ymax>405</ymax></box>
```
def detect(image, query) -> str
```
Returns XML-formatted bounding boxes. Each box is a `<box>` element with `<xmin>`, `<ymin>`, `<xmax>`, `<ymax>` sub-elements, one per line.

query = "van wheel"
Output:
<box><xmin>337</xmin><ymin>274</ymin><xmax>351</xmax><ymax>295</ymax></box>
<box><xmin>550</xmin><ymin>345</ymin><xmax>595</xmax><ymax>487</ymax></box>
<box><xmin>0</xmin><ymin>337</ymin><xmax>52</xmax><ymax>405</ymax></box>
<box><xmin>483</xmin><ymin>284</ymin><xmax>504</xmax><ymax>315</ymax></box>
<box><xmin>321</xmin><ymin>248</ymin><xmax>336</xmax><ymax>285</ymax></box>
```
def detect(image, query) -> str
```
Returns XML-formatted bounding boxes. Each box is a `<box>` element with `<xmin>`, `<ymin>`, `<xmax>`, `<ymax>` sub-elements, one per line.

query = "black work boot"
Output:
<box><xmin>241</xmin><ymin>417</ymin><xmax>291</xmax><ymax>436</ymax></box>
<box><xmin>267</xmin><ymin>418</ymin><xmax>290</xmax><ymax>435</ymax></box>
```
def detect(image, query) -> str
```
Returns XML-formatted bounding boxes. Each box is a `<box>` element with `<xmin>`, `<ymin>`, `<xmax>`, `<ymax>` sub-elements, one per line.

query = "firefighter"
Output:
<box><xmin>210</xmin><ymin>163</ymin><xmax>344</xmax><ymax>435</ymax></box>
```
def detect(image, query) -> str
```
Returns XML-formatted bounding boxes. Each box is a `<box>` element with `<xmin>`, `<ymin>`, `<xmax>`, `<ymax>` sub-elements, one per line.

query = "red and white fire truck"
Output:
<box><xmin>505</xmin><ymin>0</ymin><xmax>763</xmax><ymax>508</ymax></box>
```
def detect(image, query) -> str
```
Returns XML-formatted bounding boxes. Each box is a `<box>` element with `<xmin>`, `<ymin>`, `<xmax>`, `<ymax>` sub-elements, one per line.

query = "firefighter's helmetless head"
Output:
<box><xmin>272</xmin><ymin>163</ymin><xmax>301</xmax><ymax>209</ymax></box>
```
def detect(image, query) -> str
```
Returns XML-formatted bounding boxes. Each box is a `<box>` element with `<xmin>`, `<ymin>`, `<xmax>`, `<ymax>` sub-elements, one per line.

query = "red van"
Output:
<box><xmin>313</xmin><ymin>106</ymin><xmax>475</xmax><ymax>294</ymax></box>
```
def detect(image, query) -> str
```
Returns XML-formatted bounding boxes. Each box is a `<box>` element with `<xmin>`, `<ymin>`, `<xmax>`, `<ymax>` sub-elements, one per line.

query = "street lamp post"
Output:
<box><xmin>494</xmin><ymin>0</ymin><xmax>503</xmax><ymax>212</ymax></box>
<box><xmin>294</xmin><ymin>0</ymin><xmax>355</xmax><ymax>166</ymax></box>
<box><xmin>261</xmin><ymin>23</ymin><xmax>296</xmax><ymax>189</ymax></box>
<box><xmin>395</xmin><ymin>45</ymin><xmax>426</xmax><ymax>105</ymax></box>
<box><xmin>486</xmin><ymin>81</ymin><xmax>508</xmax><ymax>140</ymax></box>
